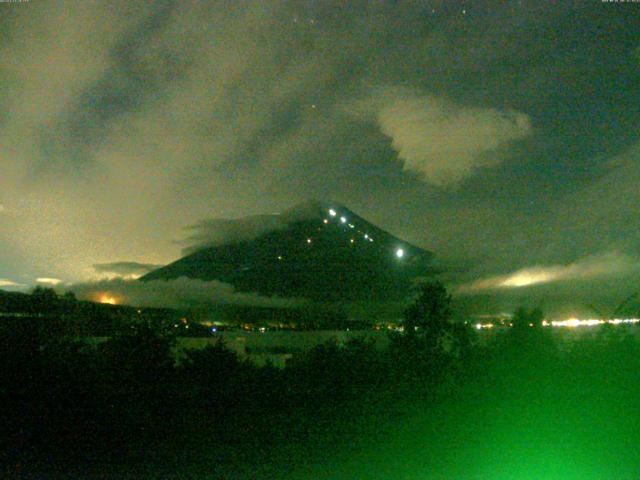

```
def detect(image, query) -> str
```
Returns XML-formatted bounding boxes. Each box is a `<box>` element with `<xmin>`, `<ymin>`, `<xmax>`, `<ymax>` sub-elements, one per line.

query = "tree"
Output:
<box><xmin>512</xmin><ymin>306</ymin><xmax>544</xmax><ymax>331</ymax></box>
<box><xmin>62</xmin><ymin>291</ymin><xmax>77</xmax><ymax>303</ymax></box>
<box><xmin>511</xmin><ymin>306</ymin><xmax>530</xmax><ymax>331</ymax></box>
<box><xmin>529</xmin><ymin>307</ymin><xmax>544</xmax><ymax>328</ymax></box>
<box><xmin>30</xmin><ymin>286</ymin><xmax>59</xmax><ymax>313</ymax></box>
<box><xmin>508</xmin><ymin>306</ymin><xmax>555</xmax><ymax>354</ymax></box>
<box><xmin>403</xmin><ymin>280</ymin><xmax>452</xmax><ymax>339</ymax></box>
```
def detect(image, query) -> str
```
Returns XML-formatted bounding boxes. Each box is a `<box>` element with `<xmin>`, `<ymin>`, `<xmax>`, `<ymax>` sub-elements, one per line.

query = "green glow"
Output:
<box><xmin>293</xmin><ymin>330</ymin><xmax>640</xmax><ymax>480</ymax></box>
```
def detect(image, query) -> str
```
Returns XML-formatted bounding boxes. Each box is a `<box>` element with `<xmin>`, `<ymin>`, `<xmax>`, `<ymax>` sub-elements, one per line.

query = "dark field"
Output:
<box><xmin>2</xmin><ymin>317</ymin><xmax>640</xmax><ymax>479</ymax></box>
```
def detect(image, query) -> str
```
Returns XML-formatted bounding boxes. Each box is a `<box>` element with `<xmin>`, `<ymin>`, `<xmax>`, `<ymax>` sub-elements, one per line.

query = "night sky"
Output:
<box><xmin>1</xmin><ymin>1</ymin><xmax>639</xmax><ymax>316</ymax></box>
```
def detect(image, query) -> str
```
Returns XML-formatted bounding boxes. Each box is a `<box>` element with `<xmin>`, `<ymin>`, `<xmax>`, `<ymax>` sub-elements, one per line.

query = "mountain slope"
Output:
<box><xmin>142</xmin><ymin>201</ymin><xmax>432</xmax><ymax>301</ymax></box>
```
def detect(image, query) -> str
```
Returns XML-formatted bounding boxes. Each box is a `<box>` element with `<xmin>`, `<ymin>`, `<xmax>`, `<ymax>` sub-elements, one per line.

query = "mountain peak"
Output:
<box><xmin>280</xmin><ymin>199</ymin><xmax>343</xmax><ymax>222</ymax></box>
<box><xmin>143</xmin><ymin>201</ymin><xmax>432</xmax><ymax>301</ymax></box>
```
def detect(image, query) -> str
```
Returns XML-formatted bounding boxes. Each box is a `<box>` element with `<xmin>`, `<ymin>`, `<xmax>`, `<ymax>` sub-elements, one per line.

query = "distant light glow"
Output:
<box><xmin>329</xmin><ymin>209</ymin><xmax>336</xmax><ymax>216</ymax></box>
<box><xmin>460</xmin><ymin>253</ymin><xmax>634</xmax><ymax>294</ymax></box>
<box><xmin>500</xmin><ymin>271</ymin><xmax>554</xmax><ymax>287</ymax></box>
<box><xmin>98</xmin><ymin>293</ymin><xmax>117</xmax><ymax>305</ymax></box>
<box><xmin>364</xmin><ymin>234</ymin><xmax>368</xmax><ymax>239</ymax></box>
<box><xmin>348</xmin><ymin>223</ymin><xmax>354</xmax><ymax>228</ymax></box>
<box><xmin>550</xmin><ymin>318</ymin><xmax>640</xmax><ymax>328</ymax></box>
<box><xmin>470</xmin><ymin>317</ymin><xmax>640</xmax><ymax>330</ymax></box>
<box><xmin>475</xmin><ymin>323</ymin><xmax>494</xmax><ymax>330</ymax></box>
<box><xmin>350</xmin><ymin>238</ymin><xmax>354</xmax><ymax>243</ymax></box>
<box><xmin>306</xmin><ymin>238</ymin><xmax>312</xmax><ymax>244</ymax></box>
<box><xmin>396</xmin><ymin>248</ymin><xmax>404</xmax><ymax>258</ymax></box>
<box><xmin>340</xmin><ymin>216</ymin><xmax>347</xmax><ymax>223</ymax></box>
<box><xmin>323</xmin><ymin>219</ymin><xmax>328</xmax><ymax>224</ymax></box>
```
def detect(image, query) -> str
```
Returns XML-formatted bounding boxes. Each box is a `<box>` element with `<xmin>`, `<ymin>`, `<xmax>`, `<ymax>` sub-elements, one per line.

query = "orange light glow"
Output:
<box><xmin>98</xmin><ymin>293</ymin><xmax>118</xmax><ymax>305</ymax></box>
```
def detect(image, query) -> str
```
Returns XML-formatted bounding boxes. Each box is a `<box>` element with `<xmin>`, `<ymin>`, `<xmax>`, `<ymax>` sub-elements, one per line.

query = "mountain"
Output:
<box><xmin>141</xmin><ymin>200</ymin><xmax>433</xmax><ymax>301</ymax></box>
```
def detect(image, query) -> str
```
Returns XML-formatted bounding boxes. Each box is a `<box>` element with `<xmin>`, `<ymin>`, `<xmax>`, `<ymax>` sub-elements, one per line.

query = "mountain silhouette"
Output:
<box><xmin>142</xmin><ymin>200</ymin><xmax>432</xmax><ymax>301</ymax></box>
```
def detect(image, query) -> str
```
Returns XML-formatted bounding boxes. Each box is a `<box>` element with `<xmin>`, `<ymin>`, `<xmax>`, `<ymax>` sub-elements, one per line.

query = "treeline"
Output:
<box><xmin>1</xmin><ymin>282</ymin><xmax>639</xmax><ymax>479</ymax></box>
<box><xmin>0</xmin><ymin>330</ymin><xmax>468</xmax><ymax>477</ymax></box>
<box><xmin>0</xmin><ymin>281</ymin><xmax>463</xmax><ymax>477</ymax></box>
<box><xmin>0</xmin><ymin>287</ymin><xmax>365</xmax><ymax>332</ymax></box>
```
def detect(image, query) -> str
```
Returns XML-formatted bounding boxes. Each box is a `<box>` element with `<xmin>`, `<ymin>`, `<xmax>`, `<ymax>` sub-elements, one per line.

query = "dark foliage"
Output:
<box><xmin>0</xmin><ymin>312</ymin><xmax>468</xmax><ymax>479</ymax></box>
<box><xmin>3</xmin><ymin>289</ymin><xmax>638</xmax><ymax>479</ymax></box>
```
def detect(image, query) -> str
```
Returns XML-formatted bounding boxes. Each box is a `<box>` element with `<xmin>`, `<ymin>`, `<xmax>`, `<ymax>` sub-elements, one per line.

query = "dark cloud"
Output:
<box><xmin>180</xmin><ymin>215</ymin><xmax>286</xmax><ymax>256</ymax></box>
<box><xmin>178</xmin><ymin>200</ymin><xmax>336</xmax><ymax>255</ymax></box>
<box><xmin>93</xmin><ymin>261</ymin><xmax>164</xmax><ymax>277</ymax></box>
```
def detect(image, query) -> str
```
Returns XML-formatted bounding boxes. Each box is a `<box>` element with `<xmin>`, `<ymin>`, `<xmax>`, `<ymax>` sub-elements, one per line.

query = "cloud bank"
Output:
<box><xmin>180</xmin><ymin>215</ymin><xmax>286</xmax><ymax>255</ymax></box>
<box><xmin>67</xmin><ymin>278</ymin><xmax>303</xmax><ymax>310</ymax></box>
<box><xmin>93</xmin><ymin>261</ymin><xmax>164</xmax><ymax>278</ymax></box>
<box><xmin>36</xmin><ymin>277</ymin><xmax>62</xmax><ymax>286</ymax></box>
<box><xmin>457</xmin><ymin>253</ymin><xmax>640</xmax><ymax>294</ymax></box>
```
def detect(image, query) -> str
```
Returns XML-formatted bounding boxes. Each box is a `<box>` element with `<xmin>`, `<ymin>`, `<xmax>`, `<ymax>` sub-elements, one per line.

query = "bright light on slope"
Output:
<box><xmin>329</xmin><ymin>209</ymin><xmax>336</xmax><ymax>216</ymax></box>
<box><xmin>396</xmin><ymin>248</ymin><xmax>404</xmax><ymax>258</ymax></box>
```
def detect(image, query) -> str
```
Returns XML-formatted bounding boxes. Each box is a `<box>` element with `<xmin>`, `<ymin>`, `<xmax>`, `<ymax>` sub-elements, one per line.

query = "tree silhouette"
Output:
<box><xmin>403</xmin><ymin>280</ymin><xmax>452</xmax><ymax>338</ymax></box>
<box><xmin>512</xmin><ymin>306</ymin><xmax>544</xmax><ymax>331</ymax></box>
<box><xmin>30</xmin><ymin>286</ymin><xmax>59</xmax><ymax>313</ymax></box>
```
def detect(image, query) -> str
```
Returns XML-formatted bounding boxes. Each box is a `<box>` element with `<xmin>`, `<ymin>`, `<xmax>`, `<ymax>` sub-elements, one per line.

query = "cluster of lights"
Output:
<box><xmin>551</xmin><ymin>318</ymin><xmax>640</xmax><ymax>328</ymax></box>
<box><xmin>474</xmin><ymin>318</ymin><xmax>640</xmax><ymax>330</ymax></box>
<box><xmin>294</xmin><ymin>208</ymin><xmax>404</xmax><ymax>258</ymax></box>
<box><xmin>324</xmin><ymin>208</ymin><xmax>383</xmax><ymax>248</ymax></box>
<box><xmin>475</xmin><ymin>323</ymin><xmax>494</xmax><ymax>330</ymax></box>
